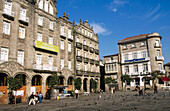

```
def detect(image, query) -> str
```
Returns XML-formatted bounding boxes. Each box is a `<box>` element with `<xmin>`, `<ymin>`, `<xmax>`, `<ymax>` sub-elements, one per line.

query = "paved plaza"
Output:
<box><xmin>0</xmin><ymin>90</ymin><xmax>170</xmax><ymax>111</ymax></box>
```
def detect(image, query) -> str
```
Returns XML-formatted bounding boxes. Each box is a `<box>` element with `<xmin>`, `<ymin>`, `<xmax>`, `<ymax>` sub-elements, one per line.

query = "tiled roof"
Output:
<box><xmin>122</xmin><ymin>34</ymin><xmax>148</xmax><ymax>41</ymax></box>
<box><xmin>164</xmin><ymin>62</ymin><xmax>170</xmax><ymax>66</ymax></box>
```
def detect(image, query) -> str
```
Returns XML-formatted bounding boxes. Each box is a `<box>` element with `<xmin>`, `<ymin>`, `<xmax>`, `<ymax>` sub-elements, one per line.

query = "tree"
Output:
<box><xmin>7</xmin><ymin>75</ymin><xmax>23</xmax><ymax>105</ymax></box>
<box><xmin>104</xmin><ymin>77</ymin><xmax>114</xmax><ymax>84</ymax></box>
<box><xmin>121</xmin><ymin>75</ymin><xmax>133</xmax><ymax>91</ymax></box>
<box><xmin>74</xmin><ymin>78</ymin><xmax>82</xmax><ymax>90</ymax></box>
<box><xmin>48</xmin><ymin>73</ymin><xmax>58</xmax><ymax>99</ymax></box>
<box><xmin>90</xmin><ymin>79</ymin><xmax>98</xmax><ymax>92</ymax></box>
<box><xmin>151</xmin><ymin>70</ymin><xmax>164</xmax><ymax>86</ymax></box>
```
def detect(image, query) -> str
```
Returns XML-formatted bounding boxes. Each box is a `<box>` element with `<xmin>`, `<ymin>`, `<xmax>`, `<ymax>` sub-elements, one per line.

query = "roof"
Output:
<box><xmin>121</xmin><ymin>34</ymin><xmax>148</xmax><ymax>41</ymax></box>
<box><xmin>103</xmin><ymin>54</ymin><xmax>118</xmax><ymax>57</ymax></box>
<box><xmin>164</xmin><ymin>62</ymin><xmax>170</xmax><ymax>66</ymax></box>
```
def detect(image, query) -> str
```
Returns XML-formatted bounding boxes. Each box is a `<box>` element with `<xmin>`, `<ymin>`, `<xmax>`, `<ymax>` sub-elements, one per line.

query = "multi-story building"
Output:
<box><xmin>0</xmin><ymin>0</ymin><xmax>100</xmax><ymax>104</ymax></box>
<box><xmin>118</xmin><ymin>32</ymin><xmax>165</xmax><ymax>90</ymax></box>
<box><xmin>164</xmin><ymin>62</ymin><xmax>170</xmax><ymax>86</ymax></box>
<box><xmin>74</xmin><ymin>20</ymin><xmax>100</xmax><ymax>93</ymax></box>
<box><xmin>103</xmin><ymin>54</ymin><xmax>121</xmax><ymax>92</ymax></box>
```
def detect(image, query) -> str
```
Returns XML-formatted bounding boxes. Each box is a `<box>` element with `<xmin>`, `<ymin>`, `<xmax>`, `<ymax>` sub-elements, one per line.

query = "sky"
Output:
<box><xmin>57</xmin><ymin>0</ymin><xmax>170</xmax><ymax>64</ymax></box>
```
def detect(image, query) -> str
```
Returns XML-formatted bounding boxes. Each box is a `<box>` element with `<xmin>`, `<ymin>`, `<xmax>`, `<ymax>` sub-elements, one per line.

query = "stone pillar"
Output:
<box><xmin>65</xmin><ymin>78</ymin><xmax>68</xmax><ymax>92</ymax></box>
<box><xmin>42</xmin><ymin>80</ymin><xmax>46</xmax><ymax>97</ymax></box>
<box><xmin>80</xmin><ymin>77</ymin><xmax>84</xmax><ymax>92</ymax></box>
<box><xmin>97</xmin><ymin>78</ymin><xmax>100</xmax><ymax>91</ymax></box>
<box><xmin>87</xmin><ymin>79</ymin><xmax>90</xmax><ymax>92</ymax></box>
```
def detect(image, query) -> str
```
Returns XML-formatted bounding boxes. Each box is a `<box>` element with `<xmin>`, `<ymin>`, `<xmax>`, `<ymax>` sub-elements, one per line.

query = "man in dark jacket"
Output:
<box><xmin>28</xmin><ymin>92</ymin><xmax>35</xmax><ymax>105</ymax></box>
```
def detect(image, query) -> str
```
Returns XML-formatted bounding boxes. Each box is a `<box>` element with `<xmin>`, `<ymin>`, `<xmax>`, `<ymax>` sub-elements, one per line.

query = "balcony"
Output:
<box><xmin>33</xmin><ymin>64</ymin><xmax>58</xmax><ymax>72</ymax></box>
<box><xmin>76</xmin><ymin>42</ymin><xmax>82</xmax><ymax>49</ymax></box>
<box><xmin>90</xmin><ymin>59</ymin><xmax>94</xmax><ymax>64</ymax></box>
<box><xmin>95</xmin><ymin>60</ymin><xmax>100</xmax><ymax>66</ymax></box>
<box><xmin>84</xmin><ymin>57</ymin><xmax>89</xmax><ymax>63</ymax></box>
<box><xmin>156</xmin><ymin>56</ymin><xmax>164</xmax><ymax>61</ymax></box>
<box><xmin>94</xmin><ymin>49</ymin><xmax>99</xmax><ymax>55</ymax></box>
<box><xmin>76</xmin><ymin>56</ymin><xmax>83</xmax><ymax>62</ymax></box>
<box><xmin>83</xmin><ymin>45</ymin><xmax>89</xmax><ymax>51</ymax></box>
<box><xmin>106</xmin><ymin>60</ymin><xmax>118</xmax><ymax>63</ymax></box>
<box><xmin>154</xmin><ymin>43</ymin><xmax>162</xmax><ymax>48</ymax></box>
<box><xmin>68</xmin><ymin>35</ymin><xmax>73</xmax><ymax>41</ymax></box>
<box><xmin>19</xmin><ymin>15</ymin><xmax>29</xmax><ymax>25</ymax></box>
<box><xmin>76</xmin><ymin>70</ymin><xmax>84</xmax><ymax>75</ymax></box>
<box><xmin>3</xmin><ymin>8</ymin><xmax>14</xmax><ymax>20</ymax></box>
<box><xmin>89</xmin><ymin>47</ymin><xmax>94</xmax><ymax>53</ymax></box>
<box><xmin>0</xmin><ymin>60</ymin><xmax>7</xmax><ymax>64</ymax></box>
<box><xmin>60</xmin><ymin>32</ymin><xmax>67</xmax><ymax>38</ymax></box>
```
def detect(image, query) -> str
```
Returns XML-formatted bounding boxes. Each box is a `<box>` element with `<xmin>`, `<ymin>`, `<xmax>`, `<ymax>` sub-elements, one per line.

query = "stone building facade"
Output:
<box><xmin>118</xmin><ymin>32</ymin><xmax>165</xmax><ymax>91</ymax></box>
<box><xmin>0</xmin><ymin>0</ymin><xmax>100</xmax><ymax>104</ymax></box>
<box><xmin>164</xmin><ymin>62</ymin><xmax>170</xmax><ymax>86</ymax></box>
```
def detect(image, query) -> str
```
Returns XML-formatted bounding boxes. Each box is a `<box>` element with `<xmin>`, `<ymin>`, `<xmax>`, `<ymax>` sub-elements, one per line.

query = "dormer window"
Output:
<box><xmin>49</xmin><ymin>3</ymin><xmax>53</xmax><ymax>15</ymax></box>
<box><xmin>44</xmin><ymin>0</ymin><xmax>48</xmax><ymax>12</ymax></box>
<box><xmin>141</xmin><ymin>41</ymin><xmax>145</xmax><ymax>46</ymax></box>
<box><xmin>132</xmin><ymin>43</ymin><xmax>136</xmax><ymax>48</ymax></box>
<box><xmin>4</xmin><ymin>0</ymin><xmax>12</xmax><ymax>10</ymax></box>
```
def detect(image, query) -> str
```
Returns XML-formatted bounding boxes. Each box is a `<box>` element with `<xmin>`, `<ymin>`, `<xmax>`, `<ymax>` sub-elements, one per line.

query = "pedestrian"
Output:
<box><xmin>113</xmin><ymin>86</ymin><xmax>116</xmax><ymax>94</ymax></box>
<box><xmin>75</xmin><ymin>89</ymin><xmax>79</xmax><ymax>99</ymax></box>
<box><xmin>28</xmin><ymin>92</ymin><xmax>36</xmax><ymax>105</ymax></box>
<box><xmin>154</xmin><ymin>84</ymin><xmax>158</xmax><ymax>94</ymax></box>
<box><xmin>38</xmin><ymin>91</ymin><xmax>43</xmax><ymax>103</ymax></box>
<box><xmin>35</xmin><ymin>92</ymin><xmax>39</xmax><ymax>103</ymax></box>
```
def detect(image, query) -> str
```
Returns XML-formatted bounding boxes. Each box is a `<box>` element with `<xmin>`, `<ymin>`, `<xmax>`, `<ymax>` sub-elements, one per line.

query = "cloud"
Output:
<box><xmin>112</xmin><ymin>8</ymin><xmax>117</xmax><ymax>12</ymax></box>
<box><xmin>90</xmin><ymin>22</ymin><xmax>112</xmax><ymax>36</ymax></box>
<box><xmin>109</xmin><ymin>0</ymin><xmax>129</xmax><ymax>12</ymax></box>
<box><xmin>145</xmin><ymin>4</ymin><xmax>160</xmax><ymax>18</ymax></box>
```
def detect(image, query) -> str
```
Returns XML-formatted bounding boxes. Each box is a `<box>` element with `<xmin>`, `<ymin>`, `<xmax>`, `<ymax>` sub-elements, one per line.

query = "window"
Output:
<box><xmin>159</xmin><ymin>63</ymin><xmax>162</xmax><ymax>70</ymax></box>
<box><xmin>37</xmin><ymin>33</ymin><xmax>42</xmax><ymax>41</ymax></box>
<box><xmin>17</xmin><ymin>50</ymin><xmax>24</xmax><ymax>66</ymax></box>
<box><xmin>61</xmin><ymin>59</ymin><xmax>64</xmax><ymax>69</ymax></box>
<box><xmin>113</xmin><ymin>64</ymin><xmax>117</xmax><ymax>71</ymax></box>
<box><xmin>124</xmin><ymin>54</ymin><xmax>128</xmax><ymax>60</ymax></box>
<box><xmin>90</xmin><ymin>43</ymin><xmax>92</xmax><ymax>47</ymax></box>
<box><xmin>36</xmin><ymin>54</ymin><xmax>42</xmax><ymax>65</ymax></box>
<box><xmin>68</xmin><ymin>43</ymin><xmax>71</xmax><ymax>52</ymax></box>
<box><xmin>4</xmin><ymin>0</ymin><xmax>12</xmax><ymax>10</ymax></box>
<box><xmin>95</xmin><ymin>55</ymin><xmax>97</xmax><ymax>60</ymax></box>
<box><xmin>48</xmin><ymin>37</ymin><xmax>53</xmax><ymax>45</ymax></box>
<box><xmin>20</xmin><ymin>7</ymin><xmax>26</xmax><ymax>17</ymax></box>
<box><xmin>77</xmin><ymin>50</ymin><xmax>80</xmax><ymax>56</ymax></box>
<box><xmin>132</xmin><ymin>43</ymin><xmax>136</xmax><ymax>47</ymax></box>
<box><xmin>49</xmin><ymin>3</ymin><xmax>53</xmax><ymax>15</ymax></box>
<box><xmin>90</xmin><ymin>65</ymin><xmax>92</xmax><ymax>71</ymax></box>
<box><xmin>48</xmin><ymin>56</ymin><xmax>53</xmax><ymax>66</ymax></box>
<box><xmin>0</xmin><ymin>48</ymin><xmax>9</xmax><ymax>62</ymax></box>
<box><xmin>85</xmin><ymin>30</ymin><xmax>87</xmax><ymax>35</ymax></box>
<box><xmin>3</xmin><ymin>21</ymin><xmax>10</xmax><ymax>35</ymax></box>
<box><xmin>84</xmin><ymin>64</ymin><xmax>86</xmax><ymax>71</ymax></box>
<box><xmin>90</xmin><ymin>54</ymin><xmax>92</xmax><ymax>59</ymax></box>
<box><xmin>60</xmin><ymin>26</ymin><xmax>64</xmax><ymax>36</ymax></box>
<box><xmin>141</xmin><ymin>42</ymin><xmax>145</xmax><ymax>46</ymax></box>
<box><xmin>77</xmin><ymin>37</ymin><xmax>79</xmax><ymax>42</ymax></box>
<box><xmin>142</xmin><ymin>51</ymin><xmax>146</xmax><ymax>58</ymax></box>
<box><xmin>68</xmin><ymin>29</ymin><xmax>71</xmax><ymax>38</ymax></box>
<box><xmin>123</xmin><ymin>45</ymin><xmax>127</xmax><ymax>49</ymax></box>
<box><xmin>125</xmin><ymin>66</ymin><xmax>129</xmax><ymax>74</ymax></box>
<box><xmin>61</xmin><ymin>40</ymin><xmax>64</xmax><ymax>50</ymax></box>
<box><xmin>82</xmin><ymin>28</ymin><xmax>84</xmax><ymax>33</ymax></box>
<box><xmin>83</xmin><ymin>40</ymin><xmax>86</xmax><ymax>45</ymax></box>
<box><xmin>155</xmin><ymin>40</ymin><xmax>159</xmax><ymax>46</ymax></box>
<box><xmin>134</xmin><ymin>65</ymin><xmax>138</xmax><ymax>73</ymax></box>
<box><xmin>49</xmin><ymin>21</ymin><xmax>53</xmax><ymax>30</ymax></box>
<box><xmin>77</xmin><ymin>63</ymin><xmax>80</xmax><ymax>70</ymax></box>
<box><xmin>133</xmin><ymin>52</ymin><xmax>137</xmax><ymax>59</ymax></box>
<box><xmin>95</xmin><ymin>45</ymin><xmax>97</xmax><ymax>49</ymax></box>
<box><xmin>111</xmin><ymin>57</ymin><xmax>114</xmax><ymax>61</ymax></box>
<box><xmin>68</xmin><ymin>61</ymin><xmax>71</xmax><ymax>70</ymax></box>
<box><xmin>143</xmin><ymin>64</ymin><xmax>148</xmax><ymax>72</ymax></box>
<box><xmin>84</xmin><ymin>52</ymin><xmax>86</xmax><ymax>57</ymax></box>
<box><xmin>88</xmin><ymin>32</ymin><xmax>90</xmax><ymax>36</ymax></box>
<box><xmin>44</xmin><ymin>0</ymin><xmax>48</xmax><ymax>12</ymax></box>
<box><xmin>38</xmin><ymin>0</ymin><xmax>43</xmax><ymax>9</ymax></box>
<box><xmin>38</xmin><ymin>15</ymin><xmax>43</xmax><ymax>26</ymax></box>
<box><xmin>106</xmin><ymin>65</ymin><xmax>108</xmax><ymax>71</ymax></box>
<box><xmin>157</xmin><ymin>50</ymin><xmax>160</xmax><ymax>56</ymax></box>
<box><xmin>90</xmin><ymin>33</ymin><xmax>92</xmax><ymax>38</ymax></box>
<box><xmin>19</xmin><ymin>26</ymin><xmax>25</xmax><ymax>39</ymax></box>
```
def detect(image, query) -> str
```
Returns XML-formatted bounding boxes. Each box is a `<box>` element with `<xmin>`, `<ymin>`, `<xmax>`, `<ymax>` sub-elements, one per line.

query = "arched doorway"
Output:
<box><xmin>0</xmin><ymin>73</ymin><xmax>8</xmax><ymax>104</ymax></box>
<box><xmin>32</xmin><ymin>75</ymin><xmax>42</xmax><ymax>94</ymax></box>
<box><xmin>67</xmin><ymin>77</ymin><xmax>73</xmax><ymax>91</ymax></box>
<box><xmin>83</xmin><ymin>78</ymin><xmax>88</xmax><ymax>92</ymax></box>
<box><xmin>90</xmin><ymin>79</ymin><xmax>93</xmax><ymax>92</ymax></box>
<box><xmin>58</xmin><ymin>76</ymin><xmax>65</xmax><ymax>93</ymax></box>
<box><xmin>14</xmin><ymin>74</ymin><xmax>27</xmax><ymax>102</ymax></box>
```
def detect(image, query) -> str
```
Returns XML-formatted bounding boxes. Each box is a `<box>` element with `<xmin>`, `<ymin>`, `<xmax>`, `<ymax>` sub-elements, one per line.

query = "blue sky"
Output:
<box><xmin>57</xmin><ymin>0</ymin><xmax>170</xmax><ymax>64</ymax></box>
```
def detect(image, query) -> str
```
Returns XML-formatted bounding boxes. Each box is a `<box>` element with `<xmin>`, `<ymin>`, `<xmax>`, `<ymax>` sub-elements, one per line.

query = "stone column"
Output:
<box><xmin>80</xmin><ymin>77</ymin><xmax>84</xmax><ymax>93</ymax></box>
<box><xmin>97</xmin><ymin>78</ymin><xmax>100</xmax><ymax>91</ymax></box>
<box><xmin>26</xmin><ymin>79</ymin><xmax>31</xmax><ymax>101</ymax></box>
<box><xmin>87</xmin><ymin>79</ymin><xmax>90</xmax><ymax>92</ymax></box>
<box><xmin>42</xmin><ymin>80</ymin><xmax>46</xmax><ymax>97</ymax></box>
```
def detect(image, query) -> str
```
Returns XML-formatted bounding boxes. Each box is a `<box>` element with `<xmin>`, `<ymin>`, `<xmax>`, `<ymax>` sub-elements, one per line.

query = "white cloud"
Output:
<box><xmin>109</xmin><ymin>0</ymin><xmax>129</xmax><ymax>12</ymax></box>
<box><xmin>112</xmin><ymin>8</ymin><xmax>117</xmax><ymax>12</ymax></box>
<box><xmin>90</xmin><ymin>22</ymin><xmax>112</xmax><ymax>36</ymax></box>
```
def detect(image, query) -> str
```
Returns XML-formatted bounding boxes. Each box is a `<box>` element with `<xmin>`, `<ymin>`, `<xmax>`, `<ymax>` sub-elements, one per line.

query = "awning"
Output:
<box><xmin>162</xmin><ymin>77</ymin><xmax>169</xmax><ymax>81</ymax></box>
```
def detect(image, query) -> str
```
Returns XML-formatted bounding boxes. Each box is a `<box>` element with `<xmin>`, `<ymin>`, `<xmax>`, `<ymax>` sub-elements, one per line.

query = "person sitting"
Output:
<box><xmin>29</xmin><ymin>92</ymin><xmax>36</xmax><ymax>105</ymax></box>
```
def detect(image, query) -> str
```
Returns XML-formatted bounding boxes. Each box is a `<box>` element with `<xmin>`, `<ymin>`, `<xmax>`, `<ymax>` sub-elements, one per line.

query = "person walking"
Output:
<box><xmin>75</xmin><ymin>89</ymin><xmax>79</xmax><ymax>99</ymax></box>
<box><xmin>28</xmin><ymin>92</ymin><xmax>36</xmax><ymax>105</ymax></box>
<box><xmin>38</xmin><ymin>91</ymin><xmax>43</xmax><ymax>103</ymax></box>
<box><xmin>154</xmin><ymin>84</ymin><xmax>158</xmax><ymax>94</ymax></box>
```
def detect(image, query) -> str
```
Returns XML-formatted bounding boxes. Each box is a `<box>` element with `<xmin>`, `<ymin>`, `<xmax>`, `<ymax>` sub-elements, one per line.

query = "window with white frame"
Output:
<box><xmin>20</xmin><ymin>7</ymin><xmax>26</xmax><ymax>17</ymax></box>
<box><xmin>155</xmin><ymin>40</ymin><xmax>159</xmax><ymax>46</ymax></box>
<box><xmin>90</xmin><ymin>33</ymin><xmax>92</xmax><ymax>38</ymax></box>
<box><xmin>95</xmin><ymin>55</ymin><xmax>97</xmax><ymax>60</ymax></box>
<box><xmin>132</xmin><ymin>43</ymin><xmax>136</xmax><ymax>47</ymax></box>
<box><xmin>125</xmin><ymin>66</ymin><xmax>129</xmax><ymax>74</ymax></box>
<box><xmin>3</xmin><ymin>21</ymin><xmax>10</xmax><ymax>35</ymax></box>
<box><xmin>61</xmin><ymin>40</ymin><xmax>64</xmax><ymax>50</ymax></box>
<box><xmin>49</xmin><ymin>3</ymin><xmax>53</xmax><ymax>15</ymax></box>
<box><xmin>36</xmin><ymin>54</ymin><xmax>42</xmax><ymax>65</ymax></box>
<box><xmin>142</xmin><ymin>51</ymin><xmax>146</xmax><ymax>58</ymax></box>
<box><xmin>82</xmin><ymin>28</ymin><xmax>84</xmax><ymax>34</ymax></box>
<box><xmin>85</xmin><ymin>30</ymin><xmax>87</xmax><ymax>35</ymax></box>
<box><xmin>38</xmin><ymin>0</ymin><xmax>43</xmax><ymax>9</ymax></box>
<box><xmin>134</xmin><ymin>65</ymin><xmax>138</xmax><ymax>73</ymax></box>
<box><xmin>113</xmin><ymin>64</ymin><xmax>117</xmax><ymax>71</ymax></box>
<box><xmin>90</xmin><ymin>65</ymin><xmax>92</xmax><ymax>72</ymax></box>
<box><xmin>83</xmin><ymin>40</ymin><xmax>86</xmax><ymax>45</ymax></box>
<box><xmin>68</xmin><ymin>29</ymin><xmax>71</xmax><ymax>38</ymax></box>
<box><xmin>77</xmin><ymin>63</ymin><xmax>80</xmax><ymax>70</ymax></box>
<box><xmin>90</xmin><ymin>54</ymin><xmax>92</xmax><ymax>59</ymax></box>
<box><xmin>68</xmin><ymin>43</ymin><xmax>71</xmax><ymax>52</ymax></box>
<box><xmin>124</xmin><ymin>54</ymin><xmax>128</xmax><ymax>60</ymax></box>
<box><xmin>77</xmin><ymin>37</ymin><xmax>79</xmax><ymax>42</ymax></box>
<box><xmin>123</xmin><ymin>45</ymin><xmax>127</xmax><ymax>49</ymax></box>
<box><xmin>90</xmin><ymin>43</ymin><xmax>92</xmax><ymax>47</ymax></box>
<box><xmin>60</xmin><ymin>26</ymin><xmax>64</xmax><ymax>36</ymax></box>
<box><xmin>19</xmin><ymin>26</ymin><xmax>25</xmax><ymax>39</ymax></box>
<box><xmin>48</xmin><ymin>56</ymin><xmax>53</xmax><ymax>66</ymax></box>
<box><xmin>157</xmin><ymin>50</ymin><xmax>160</xmax><ymax>56</ymax></box>
<box><xmin>77</xmin><ymin>50</ymin><xmax>80</xmax><ymax>56</ymax></box>
<box><xmin>38</xmin><ymin>15</ymin><xmax>43</xmax><ymax>26</ymax></box>
<box><xmin>133</xmin><ymin>52</ymin><xmax>137</xmax><ymax>59</ymax></box>
<box><xmin>44</xmin><ymin>0</ymin><xmax>48</xmax><ymax>12</ymax></box>
<box><xmin>106</xmin><ymin>65</ymin><xmax>108</xmax><ymax>71</ymax></box>
<box><xmin>17</xmin><ymin>50</ymin><xmax>24</xmax><ymax>66</ymax></box>
<box><xmin>61</xmin><ymin>59</ymin><xmax>64</xmax><ymax>69</ymax></box>
<box><xmin>4</xmin><ymin>0</ymin><xmax>12</xmax><ymax>10</ymax></box>
<box><xmin>0</xmin><ymin>47</ymin><xmax>9</xmax><ymax>62</ymax></box>
<box><xmin>84</xmin><ymin>64</ymin><xmax>86</xmax><ymax>71</ymax></box>
<box><xmin>37</xmin><ymin>33</ymin><xmax>42</xmax><ymax>41</ymax></box>
<box><xmin>159</xmin><ymin>63</ymin><xmax>163</xmax><ymax>70</ymax></box>
<box><xmin>88</xmin><ymin>32</ymin><xmax>90</xmax><ymax>36</ymax></box>
<box><xmin>95</xmin><ymin>45</ymin><xmax>97</xmax><ymax>49</ymax></box>
<box><xmin>143</xmin><ymin>64</ymin><xmax>148</xmax><ymax>72</ymax></box>
<box><xmin>48</xmin><ymin>37</ymin><xmax>53</xmax><ymax>45</ymax></box>
<box><xmin>84</xmin><ymin>52</ymin><xmax>86</xmax><ymax>57</ymax></box>
<box><xmin>49</xmin><ymin>21</ymin><xmax>53</xmax><ymax>30</ymax></box>
<box><xmin>141</xmin><ymin>41</ymin><xmax>145</xmax><ymax>46</ymax></box>
<box><xmin>68</xmin><ymin>61</ymin><xmax>71</xmax><ymax>70</ymax></box>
